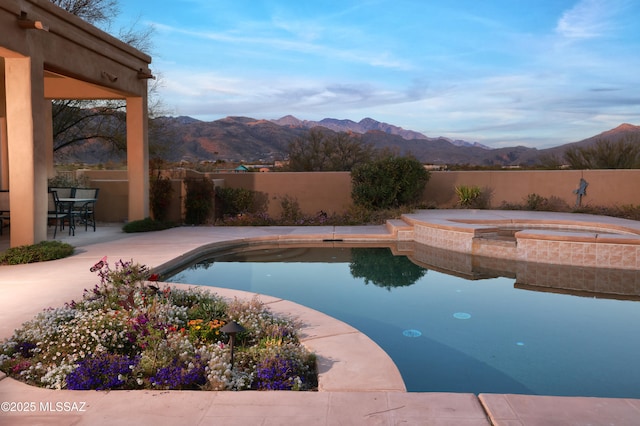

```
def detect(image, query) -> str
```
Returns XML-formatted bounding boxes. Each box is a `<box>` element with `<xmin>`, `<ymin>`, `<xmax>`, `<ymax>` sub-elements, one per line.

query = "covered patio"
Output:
<box><xmin>0</xmin><ymin>0</ymin><xmax>152</xmax><ymax>248</ymax></box>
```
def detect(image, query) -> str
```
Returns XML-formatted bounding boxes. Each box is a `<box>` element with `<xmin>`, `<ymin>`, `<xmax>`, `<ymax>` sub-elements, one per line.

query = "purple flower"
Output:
<box><xmin>150</xmin><ymin>356</ymin><xmax>206</xmax><ymax>390</ymax></box>
<box><xmin>254</xmin><ymin>355</ymin><xmax>299</xmax><ymax>390</ymax></box>
<box><xmin>66</xmin><ymin>353</ymin><xmax>139</xmax><ymax>390</ymax></box>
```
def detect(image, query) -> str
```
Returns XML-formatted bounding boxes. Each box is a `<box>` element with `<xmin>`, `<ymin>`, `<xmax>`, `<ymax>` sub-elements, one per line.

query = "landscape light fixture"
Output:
<box><xmin>220</xmin><ymin>321</ymin><xmax>246</xmax><ymax>369</ymax></box>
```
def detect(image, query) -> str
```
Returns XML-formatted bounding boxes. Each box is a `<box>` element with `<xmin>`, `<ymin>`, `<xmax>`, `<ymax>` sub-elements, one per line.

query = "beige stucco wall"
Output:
<box><xmin>207</xmin><ymin>172</ymin><xmax>353</xmax><ymax>217</ymax></box>
<box><xmin>425</xmin><ymin>170</ymin><xmax>640</xmax><ymax>208</ymax></box>
<box><xmin>82</xmin><ymin>169</ymin><xmax>640</xmax><ymax>223</ymax></box>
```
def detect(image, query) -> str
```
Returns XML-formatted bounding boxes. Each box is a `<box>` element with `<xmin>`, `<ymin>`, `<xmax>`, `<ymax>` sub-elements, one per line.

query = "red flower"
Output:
<box><xmin>149</xmin><ymin>273</ymin><xmax>160</xmax><ymax>282</ymax></box>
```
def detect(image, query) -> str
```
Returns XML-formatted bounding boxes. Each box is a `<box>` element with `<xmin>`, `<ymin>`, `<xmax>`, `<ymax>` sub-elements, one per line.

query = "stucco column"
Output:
<box><xmin>5</xmin><ymin>56</ymin><xmax>47</xmax><ymax>246</ymax></box>
<box><xmin>0</xmin><ymin>58</ymin><xmax>8</xmax><ymax>189</ymax></box>
<box><xmin>126</xmin><ymin>95</ymin><xmax>149</xmax><ymax>221</ymax></box>
<box><xmin>45</xmin><ymin>100</ymin><xmax>54</xmax><ymax>179</ymax></box>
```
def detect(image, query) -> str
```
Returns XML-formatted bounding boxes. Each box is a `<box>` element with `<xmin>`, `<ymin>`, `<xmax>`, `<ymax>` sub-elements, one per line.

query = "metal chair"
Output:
<box><xmin>47</xmin><ymin>190</ymin><xmax>71</xmax><ymax>238</ymax></box>
<box><xmin>70</xmin><ymin>188</ymin><xmax>99</xmax><ymax>231</ymax></box>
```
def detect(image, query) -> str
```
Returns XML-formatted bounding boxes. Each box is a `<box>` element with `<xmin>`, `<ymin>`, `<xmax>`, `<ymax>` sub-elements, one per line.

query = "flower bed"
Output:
<box><xmin>0</xmin><ymin>260</ymin><xmax>317</xmax><ymax>391</ymax></box>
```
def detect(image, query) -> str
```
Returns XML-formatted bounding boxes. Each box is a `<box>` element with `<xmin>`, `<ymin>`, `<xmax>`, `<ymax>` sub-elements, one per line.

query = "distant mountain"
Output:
<box><xmin>271</xmin><ymin>115</ymin><xmax>490</xmax><ymax>149</ymax></box>
<box><xmin>54</xmin><ymin>114</ymin><xmax>640</xmax><ymax>167</ymax></box>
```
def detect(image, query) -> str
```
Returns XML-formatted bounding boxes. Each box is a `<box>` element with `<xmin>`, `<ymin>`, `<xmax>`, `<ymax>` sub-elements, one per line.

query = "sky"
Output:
<box><xmin>113</xmin><ymin>0</ymin><xmax>640</xmax><ymax>148</ymax></box>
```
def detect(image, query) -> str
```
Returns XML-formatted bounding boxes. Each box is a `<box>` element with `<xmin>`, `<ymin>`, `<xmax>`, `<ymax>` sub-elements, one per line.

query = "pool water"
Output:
<box><xmin>165</xmin><ymin>245</ymin><xmax>640</xmax><ymax>397</ymax></box>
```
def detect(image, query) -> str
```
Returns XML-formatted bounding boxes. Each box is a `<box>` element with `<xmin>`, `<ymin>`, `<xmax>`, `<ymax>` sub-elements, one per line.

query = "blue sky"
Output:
<box><xmin>114</xmin><ymin>0</ymin><xmax>640</xmax><ymax>148</ymax></box>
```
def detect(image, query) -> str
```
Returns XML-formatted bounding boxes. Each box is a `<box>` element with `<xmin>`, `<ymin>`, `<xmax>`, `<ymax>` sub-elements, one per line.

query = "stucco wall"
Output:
<box><xmin>425</xmin><ymin>170</ymin><xmax>640</xmax><ymax>208</ymax></box>
<box><xmin>82</xmin><ymin>169</ymin><xmax>640</xmax><ymax>223</ymax></box>
<box><xmin>207</xmin><ymin>172</ymin><xmax>353</xmax><ymax>217</ymax></box>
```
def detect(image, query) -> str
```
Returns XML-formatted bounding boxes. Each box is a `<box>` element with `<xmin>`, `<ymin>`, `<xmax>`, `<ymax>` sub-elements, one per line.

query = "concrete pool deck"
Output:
<box><xmin>1</xmin><ymin>210</ymin><xmax>640</xmax><ymax>425</ymax></box>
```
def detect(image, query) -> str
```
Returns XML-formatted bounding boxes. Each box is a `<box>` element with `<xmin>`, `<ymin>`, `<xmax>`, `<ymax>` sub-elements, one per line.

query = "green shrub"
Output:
<box><xmin>184</xmin><ymin>178</ymin><xmax>215</xmax><ymax>225</ymax></box>
<box><xmin>122</xmin><ymin>217</ymin><xmax>177</xmax><ymax>233</ymax></box>
<box><xmin>279</xmin><ymin>195</ymin><xmax>304</xmax><ymax>223</ymax></box>
<box><xmin>0</xmin><ymin>241</ymin><xmax>74</xmax><ymax>265</ymax></box>
<box><xmin>150</xmin><ymin>173</ymin><xmax>173</xmax><ymax>222</ymax></box>
<box><xmin>523</xmin><ymin>193</ymin><xmax>570</xmax><ymax>212</ymax></box>
<box><xmin>455</xmin><ymin>185</ymin><xmax>482</xmax><ymax>207</ymax></box>
<box><xmin>215</xmin><ymin>187</ymin><xmax>257</xmax><ymax>217</ymax></box>
<box><xmin>351</xmin><ymin>155</ymin><xmax>430</xmax><ymax>210</ymax></box>
<box><xmin>525</xmin><ymin>193</ymin><xmax>547</xmax><ymax>210</ymax></box>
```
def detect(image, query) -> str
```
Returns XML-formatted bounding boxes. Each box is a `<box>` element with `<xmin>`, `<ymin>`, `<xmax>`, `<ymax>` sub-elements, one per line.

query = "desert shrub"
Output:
<box><xmin>455</xmin><ymin>185</ymin><xmax>484</xmax><ymax>208</ymax></box>
<box><xmin>523</xmin><ymin>194</ymin><xmax>570</xmax><ymax>212</ymax></box>
<box><xmin>525</xmin><ymin>193</ymin><xmax>547</xmax><ymax>210</ymax></box>
<box><xmin>184</xmin><ymin>178</ymin><xmax>215</xmax><ymax>225</ymax></box>
<box><xmin>279</xmin><ymin>195</ymin><xmax>304</xmax><ymax>223</ymax></box>
<box><xmin>150</xmin><ymin>173</ymin><xmax>173</xmax><ymax>222</ymax></box>
<box><xmin>351</xmin><ymin>155</ymin><xmax>430</xmax><ymax>210</ymax></box>
<box><xmin>0</xmin><ymin>241</ymin><xmax>74</xmax><ymax>265</ymax></box>
<box><xmin>215</xmin><ymin>187</ymin><xmax>257</xmax><ymax>217</ymax></box>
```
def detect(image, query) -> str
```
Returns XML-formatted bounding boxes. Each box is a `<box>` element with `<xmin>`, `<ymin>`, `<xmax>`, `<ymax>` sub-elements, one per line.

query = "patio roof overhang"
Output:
<box><xmin>0</xmin><ymin>0</ymin><xmax>153</xmax><ymax>247</ymax></box>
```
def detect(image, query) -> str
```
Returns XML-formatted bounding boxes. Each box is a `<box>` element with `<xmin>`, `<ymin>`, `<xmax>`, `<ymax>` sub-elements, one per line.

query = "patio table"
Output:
<box><xmin>58</xmin><ymin>198</ymin><xmax>98</xmax><ymax>234</ymax></box>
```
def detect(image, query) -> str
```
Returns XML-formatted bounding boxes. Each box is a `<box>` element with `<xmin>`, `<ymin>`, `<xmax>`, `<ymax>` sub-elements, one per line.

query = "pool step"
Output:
<box><xmin>472</xmin><ymin>232</ymin><xmax>517</xmax><ymax>258</ymax></box>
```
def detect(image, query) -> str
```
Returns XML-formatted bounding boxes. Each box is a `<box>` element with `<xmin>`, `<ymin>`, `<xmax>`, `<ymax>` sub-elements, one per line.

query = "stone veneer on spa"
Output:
<box><xmin>392</xmin><ymin>211</ymin><xmax>640</xmax><ymax>271</ymax></box>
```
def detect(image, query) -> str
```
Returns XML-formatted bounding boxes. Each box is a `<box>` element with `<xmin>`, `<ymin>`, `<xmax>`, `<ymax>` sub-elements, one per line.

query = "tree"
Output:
<box><xmin>49</xmin><ymin>0</ymin><xmax>118</xmax><ymax>26</ymax></box>
<box><xmin>286</xmin><ymin>129</ymin><xmax>376</xmax><ymax>171</ymax></box>
<box><xmin>48</xmin><ymin>0</ymin><xmax>167</xmax><ymax>159</ymax></box>
<box><xmin>351</xmin><ymin>155</ymin><xmax>430</xmax><ymax>210</ymax></box>
<box><xmin>563</xmin><ymin>137</ymin><xmax>640</xmax><ymax>169</ymax></box>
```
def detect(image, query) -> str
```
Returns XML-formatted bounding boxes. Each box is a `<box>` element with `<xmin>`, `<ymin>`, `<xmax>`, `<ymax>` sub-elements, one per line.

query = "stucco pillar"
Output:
<box><xmin>45</xmin><ymin>100</ymin><xmax>54</xmax><ymax>179</ymax></box>
<box><xmin>5</xmin><ymin>56</ymin><xmax>47</xmax><ymax>246</ymax></box>
<box><xmin>0</xmin><ymin>58</ymin><xmax>8</xmax><ymax>189</ymax></box>
<box><xmin>126</xmin><ymin>95</ymin><xmax>149</xmax><ymax>221</ymax></box>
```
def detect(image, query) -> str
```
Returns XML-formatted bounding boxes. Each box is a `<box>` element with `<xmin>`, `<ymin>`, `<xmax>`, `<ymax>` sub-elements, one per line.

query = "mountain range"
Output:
<box><xmin>57</xmin><ymin>114</ymin><xmax>640</xmax><ymax>167</ymax></box>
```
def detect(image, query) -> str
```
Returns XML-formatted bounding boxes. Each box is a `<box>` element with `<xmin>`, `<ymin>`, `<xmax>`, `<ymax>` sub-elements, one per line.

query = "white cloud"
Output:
<box><xmin>555</xmin><ymin>0</ymin><xmax>620</xmax><ymax>39</ymax></box>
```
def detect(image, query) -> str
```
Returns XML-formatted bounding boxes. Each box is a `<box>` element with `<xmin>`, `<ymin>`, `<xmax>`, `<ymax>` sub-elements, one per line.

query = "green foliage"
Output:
<box><xmin>122</xmin><ymin>217</ymin><xmax>177</xmax><ymax>233</ymax></box>
<box><xmin>455</xmin><ymin>185</ymin><xmax>482</xmax><ymax>207</ymax></box>
<box><xmin>287</xmin><ymin>129</ymin><xmax>376</xmax><ymax>171</ymax></box>
<box><xmin>0</xmin><ymin>241</ymin><xmax>74</xmax><ymax>265</ymax></box>
<box><xmin>454</xmin><ymin>185</ymin><xmax>493</xmax><ymax>209</ymax></box>
<box><xmin>149</xmin><ymin>163</ymin><xmax>174</xmax><ymax>222</ymax></box>
<box><xmin>523</xmin><ymin>193</ymin><xmax>569</xmax><ymax>211</ymax></box>
<box><xmin>279</xmin><ymin>195</ymin><xmax>304</xmax><ymax>223</ymax></box>
<box><xmin>563</xmin><ymin>137</ymin><xmax>640</xmax><ymax>169</ymax></box>
<box><xmin>349</xmin><ymin>248</ymin><xmax>426</xmax><ymax>290</ymax></box>
<box><xmin>215</xmin><ymin>187</ymin><xmax>258</xmax><ymax>217</ymax></box>
<box><xmin>184</xmin><ymin>178</ymin><xmax>215</xmax><ymax>225</ymax></box>
<box><xmin>351</xmin><ymin>155</ymin><xmax>430</xmax><ymax>210</ymax></box>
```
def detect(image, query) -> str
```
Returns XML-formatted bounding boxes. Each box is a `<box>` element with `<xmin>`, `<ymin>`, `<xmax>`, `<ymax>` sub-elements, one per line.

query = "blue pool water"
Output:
<box><xmin>165</xmin><ymin>245</ymin><xmax>640</xmax><ymax>397</ymax></box>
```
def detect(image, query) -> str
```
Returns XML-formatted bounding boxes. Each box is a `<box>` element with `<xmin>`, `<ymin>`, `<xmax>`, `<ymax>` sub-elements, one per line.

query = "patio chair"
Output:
<box><xmin>47</xmin><ymin>190</ymin><xmax>72</xmax><ymax>238</ymax></box>
<box><xmin>71</xmin><ymin>188</ymin><xmax>99</xmax><ymax>231</ymax></box>
<box><xmin>48</xmin><ymin>186</ymin><xmax>75</xmax><ymax>199</ymax></box>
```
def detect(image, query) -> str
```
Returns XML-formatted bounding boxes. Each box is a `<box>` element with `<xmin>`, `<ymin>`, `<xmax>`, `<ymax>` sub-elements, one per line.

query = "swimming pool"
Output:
<box><xmin>164</xmin><ymin>243</ymin><xmax>640</xmax><ymax>398</ymax></box>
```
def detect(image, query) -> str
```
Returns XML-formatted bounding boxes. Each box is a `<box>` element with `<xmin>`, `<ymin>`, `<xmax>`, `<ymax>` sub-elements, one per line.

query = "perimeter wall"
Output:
<box><xmin>80</xmin><ymin>169</ymin><xmax>640</xmax><ymax>223</ymax></box>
